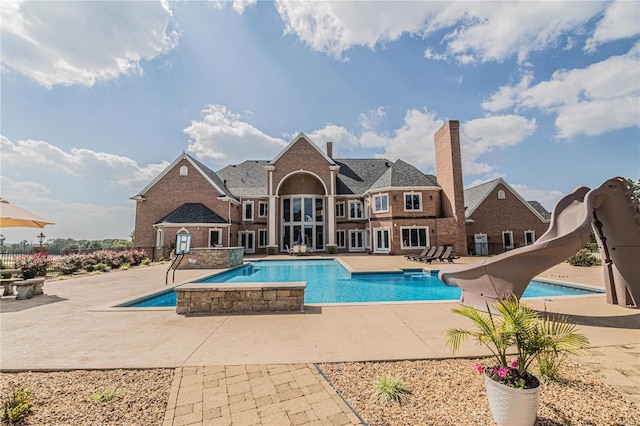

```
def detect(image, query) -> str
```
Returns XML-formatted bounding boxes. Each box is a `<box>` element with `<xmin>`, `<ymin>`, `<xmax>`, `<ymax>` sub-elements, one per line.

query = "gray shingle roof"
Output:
<box><xmin>187</xmin><ymin>154</ymin><xmax>237</xmax><ymax>199</ymax></box>
<box><xmin>527</xmin><ymin>201</ymin><xmax>551</xmax><ymax>220</ymax></box>
<box><xmin>156</xmin><ymin>203</ymin><xmax>227</xmax><ymax>225</ymax></box>
<box><xmin>464</xmin><ymin>180</ymin><xmax>497</xmax><ymax>215</ymax></box>
<box><xmin>368</xmin><ymin>159</ymin><xmax>438</xmax><ymax>191</ymax></box>
<box><xmin>334</xmin><ymin>159</ymin><xmax>392</xmax><ymax>195</ymax></box>
<box><xmin>216</xmin><ymin>160</ymin><xmax>269</xmax><ymax>197</ymax></box>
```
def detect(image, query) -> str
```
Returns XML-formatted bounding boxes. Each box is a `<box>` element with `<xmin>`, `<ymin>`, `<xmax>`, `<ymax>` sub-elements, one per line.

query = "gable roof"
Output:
<box><xmin>333</xmin><ymin>159</ymin><xmax>391</xmax><ymax>195</ymax></box>
<box><xmin>527</xmin><ymin>201</ymin><xmax>551</xmax><ymax>221</ymax></box>
<box><xmin>464</xmin><ymin>178</ymin><xmax>549</xmax><ymax>222</ymax></box>
<box><xmin>156</xmin><ymin>203</ymin><xmax>227</xmax><ymax>225</ymax></box>
<box><xmin>217</xmin><ymin>160</ymin><xmax>269</xmax><ymax>197</ymax></box>
<box><xmin>269</xmin><ymin>132</ymin><xmax>336</xmax><ymax>166</ymax></box>
<box><xmin>131</xmin><ymin>153</ymin><xmax>237</xmax><ymax>201</ymax></box>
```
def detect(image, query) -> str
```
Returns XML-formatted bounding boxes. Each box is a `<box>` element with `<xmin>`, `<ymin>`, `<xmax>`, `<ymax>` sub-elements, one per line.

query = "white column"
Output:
<box><xmin>265</xmin><ymin>165</ymin><xmax>277</xmax><ymax>248</ymax></box>
<box><xmin>327</xmin><ymin>166</ymin><xmax>340</xmax><ymax>247</ymax></box>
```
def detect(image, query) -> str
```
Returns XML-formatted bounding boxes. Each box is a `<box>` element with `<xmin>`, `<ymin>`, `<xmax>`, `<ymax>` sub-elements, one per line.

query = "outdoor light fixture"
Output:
<box><xmin>37</xmin><ymin>232</ymin><xmax>46</xmax><ymax>246</ymax></box>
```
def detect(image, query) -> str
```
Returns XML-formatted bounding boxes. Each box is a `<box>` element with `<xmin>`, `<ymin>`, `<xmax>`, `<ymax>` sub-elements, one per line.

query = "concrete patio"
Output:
<box><xmin>1</xmin><ymin>255</ymin><xmax>638</xmax><ymax>424</ymax></box>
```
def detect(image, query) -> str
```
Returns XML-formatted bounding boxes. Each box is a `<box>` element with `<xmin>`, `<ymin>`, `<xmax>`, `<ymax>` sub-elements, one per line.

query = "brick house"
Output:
<box><xmin>131</xmin><ymin>120</ymin><xmax>547</xmax><ymax>259</ymax></box>
<box><xmin>464</xmin><ymin>178</ymin><xmax>551</xmax><ymax>256</ymax></box>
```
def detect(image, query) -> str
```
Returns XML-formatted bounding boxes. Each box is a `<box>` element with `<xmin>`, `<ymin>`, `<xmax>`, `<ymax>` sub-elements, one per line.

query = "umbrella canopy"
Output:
<box><xmin>0</xmin><ymin>199</ymin><xmax>55</xmax><ymax>228</ymax></box>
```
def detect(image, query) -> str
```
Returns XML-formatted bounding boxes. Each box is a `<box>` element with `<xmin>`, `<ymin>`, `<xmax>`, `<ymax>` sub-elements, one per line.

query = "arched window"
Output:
<box><xmin>179</xmin><ymin>166</ymin><xmax>188</xmax><ymax>176</ymax></box>
<box><xmin>497</xmin><ymin>190</ymin><xmax>506</xmax><ymax>200</ymax></box>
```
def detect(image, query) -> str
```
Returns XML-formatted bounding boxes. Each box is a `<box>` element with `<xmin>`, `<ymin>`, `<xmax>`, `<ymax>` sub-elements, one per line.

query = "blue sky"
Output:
<box><xmin>1</xmin><ymin>0</ymin><xmax>639</xmax><ymax>243</ymax></box>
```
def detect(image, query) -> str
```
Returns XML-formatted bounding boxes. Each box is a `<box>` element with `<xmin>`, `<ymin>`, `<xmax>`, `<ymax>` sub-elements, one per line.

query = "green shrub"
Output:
<box><xmin>141</xmin><ymin>258</ymin><xmax>151</xmax><ymax>266</ymax></box>
<box><xmin>119</xmin><ymin>263</ymin><xmax>130</xmax><ymax>271</ymax></box>
<box><xmin>325</xmin><ymin>246</ymin><xmax>336</xmax><ymax>254</ymax></box>
<box><xmin>89</xmin><ymin>387</ymin><xmax>121</xmax><ymax>404</ymax></box>
<box><xmin>2</xmin><ymin>387</ymin><xmax>32</xmax><ymax>424</ymax></box>
<box><xmin>370</xmin><ymin>375</ymin><xmax>411</xmax><ymax>403</ymax></box>
<box><xmin>94</xmin><ymin>262</ymin><xmax>109</xmax><ymax>272</ymax></box>
<box><xmin>567</xmin><ymin>250</ymin><xmax>596</xmax><ymax>267</ymax></box>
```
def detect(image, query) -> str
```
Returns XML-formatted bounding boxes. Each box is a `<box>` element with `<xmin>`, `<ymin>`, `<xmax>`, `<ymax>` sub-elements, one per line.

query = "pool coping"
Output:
<box><xmin>99</xmin><ymin>258</ymin><xmax>604</xmax><ymax>311</ymax></box>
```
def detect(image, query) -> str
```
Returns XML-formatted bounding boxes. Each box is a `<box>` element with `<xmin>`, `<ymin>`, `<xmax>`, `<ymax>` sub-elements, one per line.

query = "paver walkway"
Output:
<box><xmin>163</xmin><ymin>364</ymin><xmax>361</xmax><ymax>426</ymax></box>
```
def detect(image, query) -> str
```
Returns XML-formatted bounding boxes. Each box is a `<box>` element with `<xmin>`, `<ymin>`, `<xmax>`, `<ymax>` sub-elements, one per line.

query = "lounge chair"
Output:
<box><xmin>299</xmin><ymin>244</ymin><xmax>308</xmax><ymax>255</ymax></box>
<box><xmin>285</xmin><ymin>245</ymin><xmax>294</xmax><ymax>255</ymax></box>
<box><xmin>442</xmin><ymin>247</ymin><xmax>460</xmax><ymax>263</ymax></box>
<box><xmin>418</xmin><ymin>246</ymin><xmax>444</xmax><ymax>263</ymax></box>
<box><xmin>292</xmin><ymin>245</ymin><xmax>300</xmax><ymax>256</ymax></box>
<box><xmin>406</xmin><ymin>246</ymin><xmax>432</xmax><ymax>261</ymax></box>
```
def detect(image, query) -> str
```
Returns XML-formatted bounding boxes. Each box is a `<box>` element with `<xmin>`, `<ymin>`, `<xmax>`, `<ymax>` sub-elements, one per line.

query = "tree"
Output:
<box><xmin>628</xmin><ymin>178</ymin><xmax>640</xmax><ymax>201</ymax></box>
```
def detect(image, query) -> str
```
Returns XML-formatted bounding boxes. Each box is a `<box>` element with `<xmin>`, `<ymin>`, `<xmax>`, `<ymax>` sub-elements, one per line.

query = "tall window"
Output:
<box><xmin>404</xmin><ymin>193</ymin><xmax>422</xmax><ymax>211</ymax></box>
<box><xmin>243</xmin><ymin>201</ymin><xmax>254</xmax><ymax>221</ymax></box>
<box><xmin>401</xmin><ymin>227</ymin><xmax>428</xmax><ymax>248</ymax></box>
<box><xmin>258</xmin><ymin>229</ymin><xmax>267</xmax><ymax>247</ymax></box>
<box><xmin>336</xmin><ymin>202</ymin><xmax>345</xmax><ymax>218</ymax></box>
<box><xmin>373</xmin><ymin>194</ymin><xmax>389</xmax><ymax>213</ymax></box>
<box><xmin>525</xmin><ymin>230</ymin><xmax>535</xmax><ymax>245</ymax></box>
<box><xmin>349</xmin><ymin>200</ymin><xmax>363</xmax><ymax>219</ymax></box>
<box><xmin>209</xmin><ymin>229</ymin><xmax>222</xmax><ymax>246</ymax></box>
<box><xmin>155</xmin><ymin>228</ymin><xmax>163</xmax><ymax>248</ymax></box>
<box><xmin>502</xmin><ymin>231</ymin><xmax>514</xmax><ymax>249</ymax></box>
<box><xmin>349</xmin><ymin>230</ymin><xmax>365</xmax><ymax>251</ymax></box>
<box><xmin>498</xmin><ymin>190</ymin><xmax>506</xmax><ymax>200</ymax></box>
<box><xmin>258</xmin><ymin>201</ymin><xmax>268</xmax><ymax>217</ymax></box>
<box><xmin>336</xmin><ymin>230</ymin><xmax>346</xmax><ymax>248</ymax></box>
<box><xmin>281</xmin><ymin>196</ymin><xmax>324</xmax><ymax>251</ymax></box>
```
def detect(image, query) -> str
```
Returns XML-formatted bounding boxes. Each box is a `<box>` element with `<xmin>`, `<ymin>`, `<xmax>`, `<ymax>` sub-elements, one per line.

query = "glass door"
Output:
<box><xmin>374</xmin><ymin>228</ymin><xmax>390</xmax><ymax>253</ymax></box>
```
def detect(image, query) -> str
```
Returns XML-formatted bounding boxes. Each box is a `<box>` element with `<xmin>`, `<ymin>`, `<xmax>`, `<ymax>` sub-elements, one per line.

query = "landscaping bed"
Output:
<box><xmin>319</xmin><ymin>358</ymin><xmax>639</xmax><ymax>426</ymax></box>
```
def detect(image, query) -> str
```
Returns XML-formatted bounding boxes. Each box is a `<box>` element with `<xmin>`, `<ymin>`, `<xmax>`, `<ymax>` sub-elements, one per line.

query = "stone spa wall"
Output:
<box><xmin>176</xmin><ymin>282</ymin><xmax>305</xmax><ymax>314</ymax></box>
<box><xmin>175</xmin><ymin>247</ymin><xmax>244</xmax><ymax>269</ymax></box>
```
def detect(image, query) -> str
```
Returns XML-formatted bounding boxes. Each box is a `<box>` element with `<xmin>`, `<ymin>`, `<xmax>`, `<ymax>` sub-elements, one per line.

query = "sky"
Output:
<box><xmin>1</xmin><ymin>0</ymin><xmax>639</xmax><ymax>244</ymax></box>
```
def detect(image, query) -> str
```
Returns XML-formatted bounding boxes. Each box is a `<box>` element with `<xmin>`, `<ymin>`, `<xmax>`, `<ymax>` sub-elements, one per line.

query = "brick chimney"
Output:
<box><xmin>434</xmin><ymin>120</ymin><xmax>467</xmax><ymax>254</ymax></box>
<box><xmin>326</xmin><ymin>141</ymin><xmax>333</xmax><ymax>159</ymax></box>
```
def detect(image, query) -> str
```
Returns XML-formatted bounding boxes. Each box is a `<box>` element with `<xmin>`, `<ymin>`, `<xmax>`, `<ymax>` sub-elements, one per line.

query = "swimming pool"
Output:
<box><xmin>124</xmin><ymin>259</ymin><xmax>601</xmax><ymax>307</ymax></box>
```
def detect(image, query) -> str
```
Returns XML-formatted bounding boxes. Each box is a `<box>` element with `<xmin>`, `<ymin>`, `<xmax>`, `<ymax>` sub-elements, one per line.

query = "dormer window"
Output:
<box><xmin>498</xmin><ymin>190</ymin><xmax>506</xmax><ymax>200</ymax></box>
<box><xmin>179</xmin><ymin>166</ymin><xmax>188</xmax><ymax>176</ymax></box>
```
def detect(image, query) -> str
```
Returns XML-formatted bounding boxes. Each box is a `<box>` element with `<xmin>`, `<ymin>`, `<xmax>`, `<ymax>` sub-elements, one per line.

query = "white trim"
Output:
<box><xmin>335</xmin><ymin>201</ymin><xmax>345</xmax><ymax>218</ymax></box>
<box><xmin>403</xmin><ymin>192</ymin><xmax>422</xmax><ymax>212</ymax></box>
<box><xmin>497</xmin><ymin>189</ymin><xmax>506</xmax><ymax>200</ymax></box>
<box><xmin>400</xmin><ymin>226</ymin><xmax>429</xmax><ymax>249</ymax></box>
<box><xmin>155</xmin><ymin>228</ymin><xmax>163</xmax><ymax>249</ymax></box>
<box><xmin>373</xmin><ymin>227</ymin><xmax>391</xmax><ymax>253</ymax></box>
<box><xmin>348</xmin><ymin>200</ymin><xmax>363</xmax><ymax>220</ymax></box>
<box><xmin>179</xmin><ymin>165</ymin><xmax>188</xmax><ymax>176</ymax></box>
<box><xmin>243</xmin><ymin>200</ymin><xmax>254</xmax><ymax>222</ymax></box>
<box><xmin>524</xmin><ymin>230</ymin><xmax>536</xmax><ymax>245</ymax></box>
<box><xmin>239</xmin><ymin>231</ymin><xmax>255</xmax><ymax>253</ymax></box>
<box><xmin>336</xmin><ymin>229</ymin><xmax>346</xmax><ymax>248</ymax></box>
<box><xmin>208</xmin><ymin>228</ymin><xmax>223</xmax><ymax>246</ymax></box>
<box><xmin>365</xmin><ymin>186</ymin><xmax>440</xmax><ymax>195</ymax></box>
<box><xmin>502</xmin><ymin>230</ymin><xmax>514</xmax><ymax>249</ymax></box>
<box><xmin>372</xmin><ymin>193</ymin><xmax>389</xmax><ymax>213</ymax></box>
<box><xmin>154</xmin><ymin>222</ymin><xmax>230</xmax><ymax>228</ymax></box>
<box><xmin>348</xmin><ymin>229</ymin><xmax>365</xmax><ymax>252</ymax></box>
<box><xmin>258</xmin><ymin>201</ymin><xmax>268</xmax><ymax>217</ymax></box>
<box><xmin>269</xmin><ymin>132</ymin><xmax>336</xmax><ymax>166</ymax></box>
<box><xmin>258</xmin><ymin>229</ymin><xmax>268</xmax><ymax>248</ymax></box>
<box><xmin>274</xmin><ymin>169</ymin><xmax>329</xmax><ymax>196</ymax></box>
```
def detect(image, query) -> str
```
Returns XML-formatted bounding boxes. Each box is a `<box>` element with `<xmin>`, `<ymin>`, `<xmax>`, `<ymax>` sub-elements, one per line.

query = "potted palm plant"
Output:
<box><xmin>446</xmin><ymin>297</ymin><xmax>589</xmax><ymax>426</ymax></box>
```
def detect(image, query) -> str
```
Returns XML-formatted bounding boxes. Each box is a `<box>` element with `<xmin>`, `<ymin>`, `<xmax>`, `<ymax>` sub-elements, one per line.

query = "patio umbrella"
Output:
<box><xmin>0</xmin><ymin>199</ymin><xmax>54</xmax><ymax>228</ymax></box>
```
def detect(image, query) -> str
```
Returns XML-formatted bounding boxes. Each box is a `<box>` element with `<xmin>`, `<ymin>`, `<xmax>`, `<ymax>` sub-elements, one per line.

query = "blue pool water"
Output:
<box><xmin>125</xmin><ymin>259</ymin><xmax>601</xmax><ymax>307</ymax></box>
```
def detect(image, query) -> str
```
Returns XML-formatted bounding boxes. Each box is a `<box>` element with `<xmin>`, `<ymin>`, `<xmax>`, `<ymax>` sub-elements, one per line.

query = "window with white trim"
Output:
<box><xmin>155</xmin><ymin>228</ymin><xmax>163</xmax><ymax>248</ymax></box>
<box><xmin>525</xmin><ymin>230</ymin><xmax>535</xmax><ymax>245</ymax></box>
<box><xmin>498</xmin><ymin>190</ymin><xmax>506</xmax><ymax>200</ymax></box>
<box><xmin>349</xmin><ymin>230</ymin><xmax>365</xmax><ymax>251</ymax></box>
<box><xmin>179</xmin><ymin>166</ymin><xmax>188</xmax><ymax>176</ymax></box>
<box><xmin>243</xmin><ymin>201</ymin><xmax>254</xmax><ymax>221</ymax></box>
<box><xmin>209</xmin><ymin>229</ymin><xmax>222</xmax><ymax>247</ymax></box>
<box><xmin>348</xmin><ymin>200</ymin><xmax>363</xmax><ymax>220</ymax></box>
<box><xmin>336</xmin><ymin>230</ymin><xmax>346</xmax><ymax>248</ymax></box>
<box><xmin>373</xmin><ymin>194</ymin><xmax>389</xmax><ymax>213</ymax></box>
<box><xmin>502</xmin><ymin>231</ymin><xmax>514</xmax><ymax>249</ymax></box>
<box><xmin>258</xmin><ymin>229</ymin><xmax>267</xmax><ymax>247</ymax></box>
<box><xmin>258</xmin><ymin>201</ymin><xmax>268</xmax><ymax>217</ymax></box>
<box><xmin>401</xmin><ymin>227</ymin><xmax>429</xmax><ymax>249</ymax></box>
<box><xmin>336</xmin><ymin>202</ymin><xmax>345</xmax><ymax>218</ymax></box>
<box><xmin>404</xmin><ymin>193</ymin><xmax>422</xmax><ymax>211</ymax></box>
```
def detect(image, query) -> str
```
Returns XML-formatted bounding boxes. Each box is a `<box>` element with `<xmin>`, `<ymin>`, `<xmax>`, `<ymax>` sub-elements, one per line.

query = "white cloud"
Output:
<box><xmin>358</xmin><ymin>107</ymin><xmax>387</xmax><ymax>131</ymax></box>
<box><xmin>461</xmin><ymin>115</ymin><xmax>537</xmax><ymax>158</ymax></box>
<box><xmin>585</xmin><ymin>1</ymin><xmax>640</xmax><ymax>52</ymax></box>
<box><xmin>0</xmin><ymin>135</ymin><xmax>168</xmax><ymax>191</ymax></box>
<box><xmin>209</xmin><ymin>0</ymin><xmax>257</xmax><ymax>15</ymax></box>
<box><xmin>484</xmin><ymin>44</ymin><xmax>640</xmax><ymax>138</ymax></box>
<box><xmin>0</xmin><ymin>0</ymin><xmax>178</xmax><ymax>88</ymax></box>
<box><xmin>274</xmin><ymin>1</ymin><xmax>605</xmax><ymax>63</ymax></box>
<box><xmin>184</xmin><ymin>105</ymin><xmax>287</xmax><ymax>166</ymax></box>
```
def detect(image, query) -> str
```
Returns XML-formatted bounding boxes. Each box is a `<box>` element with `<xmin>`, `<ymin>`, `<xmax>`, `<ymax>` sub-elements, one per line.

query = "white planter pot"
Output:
<box><xmin>484</xmin><ymin>372</ymin><xmax>540</xmax><ymax>426</ymax></box>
